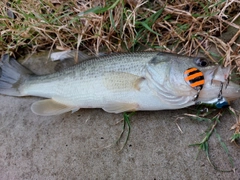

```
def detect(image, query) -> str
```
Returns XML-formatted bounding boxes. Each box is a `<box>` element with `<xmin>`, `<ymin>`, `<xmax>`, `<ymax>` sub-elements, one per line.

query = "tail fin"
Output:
<box><xmin>0</xmin><ymin>54</ymin><xmax>33</xmax><ymax>96</ymax></box>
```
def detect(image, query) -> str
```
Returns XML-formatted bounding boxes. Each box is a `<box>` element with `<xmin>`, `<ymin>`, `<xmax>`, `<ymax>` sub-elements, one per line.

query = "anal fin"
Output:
<box><xmin>31</xmin><ymin>99</ymin><xmax>77</xmax><ymax>116</ymax></box>
<box><xmin>103</xmin><ymin>103</ymin><xmax>138</xmax><ymax>113</ymax></box>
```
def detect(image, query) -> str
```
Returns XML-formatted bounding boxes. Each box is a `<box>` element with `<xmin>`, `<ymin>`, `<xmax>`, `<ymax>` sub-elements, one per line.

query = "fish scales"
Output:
<box><xmin>22</xmin><ymin>52</ymin><xmax>159</xmax><ymax>100</ymax></box>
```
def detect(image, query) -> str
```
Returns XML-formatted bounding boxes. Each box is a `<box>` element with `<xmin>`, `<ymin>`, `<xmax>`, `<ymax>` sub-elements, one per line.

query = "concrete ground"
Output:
<box><xmin>0</xmin><ymin>53</ymin><xmax>240</xmax><ymax>180</ymax></box>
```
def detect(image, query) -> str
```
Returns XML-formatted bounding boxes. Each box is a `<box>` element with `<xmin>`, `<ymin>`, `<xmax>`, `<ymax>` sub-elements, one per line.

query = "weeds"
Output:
<box><xmin>185</xmin><ymin>107</ymin><xmax>240</xmax><ymax>172</ymax></box>
<box><xmin>117</xmin><ymin>106</ymin><xmax>240</xmax><ymax>171</ymax></box>
<box><xmin>116</xmin><ymin>112</ymin><xmax>135</xmax><ymax>151</ymax></box>
<box><xmin>229</xmin><ymin>107</ymin><xmax>240</xmax><ymax>143</ymax></box>
<box><xmin>0</xmin><ymin>0</ymin><xmax>239</xmax><ymax>65</ymax></box>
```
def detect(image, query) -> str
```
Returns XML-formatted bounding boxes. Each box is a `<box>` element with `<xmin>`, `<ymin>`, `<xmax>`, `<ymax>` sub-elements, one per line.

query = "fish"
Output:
<box><xmin>0</xmin><ymin>52</ymin><xmax>239</xmax><ymax>116</ymax></box>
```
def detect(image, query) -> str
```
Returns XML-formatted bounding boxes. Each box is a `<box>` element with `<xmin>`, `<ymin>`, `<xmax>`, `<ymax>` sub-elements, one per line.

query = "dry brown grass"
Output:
<box><xmin>0</xmin><ymin>0</ymin><xmax>239</xmax><ymax>67</ymax></box>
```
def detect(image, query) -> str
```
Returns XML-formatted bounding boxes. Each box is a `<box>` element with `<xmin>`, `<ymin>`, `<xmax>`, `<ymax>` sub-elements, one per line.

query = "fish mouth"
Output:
<box><xmin>211</xmin><ymin>65</ymin><xmax>231</xmax><ymax>83</ymax></box>
<box><xmin>198</xmin><ymin>65</ymin><xmax>240</xmax><ymax>104</ymax></box>
<box><xmin>221</xmin><ymin>81</ymin><xmax>240</xmax><ymax>101</ymax></box>
<box><xmin>211</xmin><ymin>66</ymin><xmax>240</xmax><ymax>100</ymax></box>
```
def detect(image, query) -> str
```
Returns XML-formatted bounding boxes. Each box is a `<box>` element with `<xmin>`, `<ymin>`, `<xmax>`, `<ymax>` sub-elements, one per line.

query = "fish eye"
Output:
<box><xmin>194</xmin><ymin>57</ymin><xmax>209</xmax><ymax>67</ymax></box>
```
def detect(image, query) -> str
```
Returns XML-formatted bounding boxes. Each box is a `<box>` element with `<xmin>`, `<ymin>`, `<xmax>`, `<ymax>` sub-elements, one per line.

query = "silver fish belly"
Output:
<box><xmin>0</xmin><ymin>52</ymin><xmax>239</xmax><ymax>116</ymax></box>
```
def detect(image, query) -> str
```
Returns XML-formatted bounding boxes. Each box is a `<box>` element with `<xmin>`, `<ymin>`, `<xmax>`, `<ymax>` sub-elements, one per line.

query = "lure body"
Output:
<box><xmin>198</xmin><ymin>97</ymin><xmax>230</xmax><ymax>108</ymax></box>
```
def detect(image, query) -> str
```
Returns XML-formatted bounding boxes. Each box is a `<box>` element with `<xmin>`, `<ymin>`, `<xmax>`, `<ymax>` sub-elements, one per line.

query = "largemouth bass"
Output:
<box><xmin>0</xmin><ymin>52</ymin><xmax>239</xmax><ymax>116</ymax></box>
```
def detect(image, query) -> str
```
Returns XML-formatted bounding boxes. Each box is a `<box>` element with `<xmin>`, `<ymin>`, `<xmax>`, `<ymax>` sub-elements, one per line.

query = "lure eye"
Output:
<box><xmin>194</xmin><ymin>57</ymin><xmax>209</xmax><ymax>67</ymax></box>
<box><xmin>184</xmin><ymin>67</ymin><xmax>205</xmax><ymax>91</ymax></box>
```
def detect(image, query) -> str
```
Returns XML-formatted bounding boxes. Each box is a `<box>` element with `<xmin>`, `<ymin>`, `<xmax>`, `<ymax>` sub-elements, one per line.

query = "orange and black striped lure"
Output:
<box><xmin>184</xmin><ymin>67</ymin><xmax>205</xmax><ymax>91</ymax></box>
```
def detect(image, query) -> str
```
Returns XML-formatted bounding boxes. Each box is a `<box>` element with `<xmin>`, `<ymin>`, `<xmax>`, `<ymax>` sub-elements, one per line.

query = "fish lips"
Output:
<box><xmin>212</xmin><ymin>65</ymin><xmax>231</xmax><ymax>83</ymax></box>
<box><xmin>202</xmin><ymin>65</ymin><xmax>240</xmax><ymax>102</ymax></box>
<box><xmin>204</xmin><ymin>65</ymin><xmax>231</xmax><ymax>83</ymax></box>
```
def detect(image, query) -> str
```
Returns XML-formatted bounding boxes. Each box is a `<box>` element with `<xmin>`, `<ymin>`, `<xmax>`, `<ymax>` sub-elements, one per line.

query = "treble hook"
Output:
<box><xmin>225</xmin><ymin>76</ymin><xmax>229</xmax><ymax>89</ymax></box>
<box><xmin>218</xmin><ymin>82</ymin><xmax>224</xmax><ymax>100</ymax></box>
<box><xmin>193</xmin><ymin>89</ymin><xmax>201</xmax><ymax>101</ymax></box>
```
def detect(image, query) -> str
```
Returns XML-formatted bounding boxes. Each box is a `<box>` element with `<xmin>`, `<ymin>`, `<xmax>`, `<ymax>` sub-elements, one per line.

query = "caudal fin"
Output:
<box><xmin>0</xmin><ymin>54</ymin><xmax>33</xmax><ymax>96</ymax></box>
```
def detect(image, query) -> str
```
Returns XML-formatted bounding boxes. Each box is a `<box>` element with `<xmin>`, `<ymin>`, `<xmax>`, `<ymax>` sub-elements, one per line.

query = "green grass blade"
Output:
<box><xmin>83</xmin><ymin>0</ymin><xmax>120</xmax><ymax>14</ymax></box>
<box><xmin>137</xmin><ymin>22</ymin><xmax>161</xmax><ymax>36</ymax></box>
<box><xmin>147</xmin><ymin>8</ymin><xmax>165</xmax><ymax>25</ymax></box>
<box><xmin>83</xmin><ymin>6</ymin><xmax>109</xmax><ymax>14</ymax></box>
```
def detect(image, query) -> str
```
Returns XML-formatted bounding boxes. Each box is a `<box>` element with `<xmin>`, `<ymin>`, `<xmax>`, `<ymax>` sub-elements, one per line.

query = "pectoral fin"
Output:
<box><xmin>103</xmin><ymin>103</ymin><xmax>138</xmax><ymax>113</ymax></box>
<box><xmin>103</xmin><ymin>72</ymin><xmax>144</xmax><ymax>91</ymax></box>
<box><xmin>31</xmin><ymin>99</ymin><xmax>76</xmax><ymax>116</ymax></box>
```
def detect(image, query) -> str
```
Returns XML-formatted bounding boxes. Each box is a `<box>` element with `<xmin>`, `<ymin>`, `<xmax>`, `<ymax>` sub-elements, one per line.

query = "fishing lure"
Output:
<box><xmin>197</xmin><ymin>97</ymin><xmax>230</xmax><ymax>109</ymax></box>
<box><xmin>184</xmin><ymin>67</ymin><xmax>205</xmax><ymax>100</ymax></box>
<box><xmin>195</xmin><ymin>81</ymin><xmax>229</xmax><ymax>108</ymax></box>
